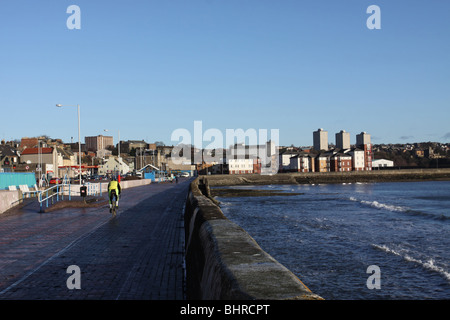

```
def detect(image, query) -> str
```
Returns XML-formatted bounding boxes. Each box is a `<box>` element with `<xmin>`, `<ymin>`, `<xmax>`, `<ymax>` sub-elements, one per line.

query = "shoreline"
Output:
<box><xmin>201</xmin><ymin>168</ymin><xmax>450</xmax><ymax>187</ymax></box>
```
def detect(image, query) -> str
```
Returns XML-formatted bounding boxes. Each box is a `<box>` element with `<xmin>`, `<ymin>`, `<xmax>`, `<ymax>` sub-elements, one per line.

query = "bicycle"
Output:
<box><xmin>110</xmin><ymin>190</ymin><xmax>118</xmax><ymax>217</ymax></box>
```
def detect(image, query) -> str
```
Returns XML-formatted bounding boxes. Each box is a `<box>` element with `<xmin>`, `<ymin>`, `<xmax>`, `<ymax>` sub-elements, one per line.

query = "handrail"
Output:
<box><xmin>37</xmin><ymin>176</ymin><xmax>72</xmax><ymax>213</ymax></box>
<box><xmin>36</xmin><ymin>174</ymin><xmax>105</xmax><ymax>213</ymax></box>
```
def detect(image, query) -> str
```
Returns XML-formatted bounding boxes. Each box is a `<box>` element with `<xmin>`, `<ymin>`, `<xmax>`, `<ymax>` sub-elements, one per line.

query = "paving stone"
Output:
<box><xmin>0</xmin><ymin>179</ymin><xmax>190</xmax><ymax>300</ymax></box>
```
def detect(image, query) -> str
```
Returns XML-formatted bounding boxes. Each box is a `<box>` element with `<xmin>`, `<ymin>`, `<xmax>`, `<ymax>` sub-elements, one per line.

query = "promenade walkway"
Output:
<box><xmin>0</xmin><ymin>179</ymin><xmax>190</xmax><ymax>300</ymax></box>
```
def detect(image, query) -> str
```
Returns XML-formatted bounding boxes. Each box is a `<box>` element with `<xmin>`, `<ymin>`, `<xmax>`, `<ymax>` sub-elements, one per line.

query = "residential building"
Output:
<box><xmin>346</xmin><ymin>148</ymin><xmax>365</xmax><ymax>171</ymax></box>
<box><xmin>315</xmin><ymin>153</ymin><xmax>330</xmax><ymax>172</ymax></box>
<box><xmin>228</xmin><ymin>157</ymin><xmax>259</xmax><ymax>174</ymax></box>
<box><xmin>278</xmin><ymin>149</ymin><xmax>300</xmax><ymax>172</ymax></box>
<box><xmin>20</xmin><ymin>137</ymin><xmax>39</xmax><ymax>150</ymax></box>
<box><xmin>356</xmin><ymin>132</ymin><xmax>372</xmax><ymax>171</ymax></box>
<box><xmin>414</xmin><ymin>149</ymin><xmax>424</xmax><ymax>157</ymax></box>
<box><xmin>228</xmin><ymin>141</ymin><xmax>277</xmax><ymax>175</ymax></box>
<box><xmin>56</xmin><ymin>147</ymin><xmax>79</xmax><ymax>178</ymax></box>
<box><xmin>336</xmin><ymin>130</ymin><xmax>350</xmax><ymax>150</ymax></box>
<box><xmin>356</xmin><ymin>132</ymin><xmax>371</xmax><ymax>146</ymax></box>
<box><xmin>0</xmin><ymin>141</ymin><xmax>19</xmax><ymax>172</ymax></box>
<box><xmin>99</xmin><ymin>156</ymin><xmax>131</xmax><ymax>176</ymax></box>
<box><xmin>313</xmin><ymin>128</ymin><xmax>328</xmax><ymax>151</ymax></box>
<box><xmin>289</xmin><ymin>153</ymin><xmax>315</xmax><ymax>172</ymax></box>
<box><xmin>20</xmin><ymin>147</ymin><xmax>59</xmax><ymax>177</ymax></box>
<box><xmin>330</xmin><ymin>153</ymin><xmax>353</xmax><ymax>172</ymax></box>
<box><xmin>96</xmin><ymin>148</ymin><xmax>112</xmax><ymax>159</ymax></box>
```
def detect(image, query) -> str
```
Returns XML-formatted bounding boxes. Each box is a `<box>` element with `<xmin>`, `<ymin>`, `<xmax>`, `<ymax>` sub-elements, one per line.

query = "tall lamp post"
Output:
<box><xmin>104</xmin><ymin>129</ymin><xmax>121</xmax><ymax>178</ymax></box>
<box><xmin>56</xmin><ymin>104</ymin><xmax>82</xmax><ymax>186</ymax></box>
<box><xmin>104</xmin><ymin>129</ymin><xmax>120</xmax><ymax>159</ymax></box>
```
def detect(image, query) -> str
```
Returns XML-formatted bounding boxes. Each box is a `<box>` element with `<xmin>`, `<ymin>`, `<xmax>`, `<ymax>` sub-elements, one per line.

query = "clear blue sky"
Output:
<box><xmin>1</xmin><ymin>0</ymin><xmax>449</xmax><ymax>147</ymax></box>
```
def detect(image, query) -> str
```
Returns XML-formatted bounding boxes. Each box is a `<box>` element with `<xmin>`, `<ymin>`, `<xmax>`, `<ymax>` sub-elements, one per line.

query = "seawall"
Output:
<box><xmin>0</xmin><ymin>190</ymin><xmax>22</xmax><ymax>214</ymax></box>
<box><xmin>183</xmin><ymin>169</ymin><xmax>450</xmax><ymax>299</ymax></box>
<box><xmin>202</xmin><ymin>168</ymin><xmax>450</xmax><ymax>186</ymax></box>
<box><xmin>184</xmin><ymin>177</ymin><xmax>322</xmax><ymax>300</ymax></box>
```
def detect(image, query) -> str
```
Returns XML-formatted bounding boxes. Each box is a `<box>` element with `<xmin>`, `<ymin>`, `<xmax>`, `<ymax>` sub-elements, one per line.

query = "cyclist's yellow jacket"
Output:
<box><xmin>108</xmin><ymin>181</ymin><xmax>121</xmax><ymax>195</ymax></box>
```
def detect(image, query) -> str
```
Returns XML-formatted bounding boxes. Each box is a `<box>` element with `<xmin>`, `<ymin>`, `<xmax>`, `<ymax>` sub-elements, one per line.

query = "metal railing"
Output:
<box><xmin>38</xmin><ymin>183</ymin><xmax>71</xmax><ymax>213</ymax></box>
<box><xmin>36</xmin><ymin>179</ymin><xmax>104</xmax><ymax>213</ymax></box>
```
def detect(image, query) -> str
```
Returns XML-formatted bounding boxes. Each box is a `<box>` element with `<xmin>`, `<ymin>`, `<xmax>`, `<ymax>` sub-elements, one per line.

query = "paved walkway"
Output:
<box><xmin>0</xmin><ymin>179</ymin><xmax>190</xmax><ymax>300</ymax></box>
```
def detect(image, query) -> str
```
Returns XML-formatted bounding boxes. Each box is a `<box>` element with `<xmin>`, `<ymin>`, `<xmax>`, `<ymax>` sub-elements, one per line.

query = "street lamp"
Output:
<box><xmin>104</xmin><ymin>129</ymin><xmax>120</xmax><ymax>159</ymax></box>
<box><xmin>57</xmin><ymin>104</ymin><xmax>82</xmax><ymax>186</ymax></box>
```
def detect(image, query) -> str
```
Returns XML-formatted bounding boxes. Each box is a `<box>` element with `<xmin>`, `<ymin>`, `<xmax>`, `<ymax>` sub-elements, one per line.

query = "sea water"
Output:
<box><xmin>216</xmin><ymin>181</ymin><xmax>450</xmax><ymax>299</ymax></box>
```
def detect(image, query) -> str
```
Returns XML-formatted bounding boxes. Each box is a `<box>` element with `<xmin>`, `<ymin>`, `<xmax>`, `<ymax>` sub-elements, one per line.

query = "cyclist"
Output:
<box><xmin>107</xmin><ymin>176</ymin><xmax>121</xmax><ymax>213</ymax></box>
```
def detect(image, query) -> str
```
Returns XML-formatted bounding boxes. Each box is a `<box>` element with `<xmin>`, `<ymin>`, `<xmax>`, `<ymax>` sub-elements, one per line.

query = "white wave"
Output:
<box><xmin>349</xmin><ymin>197</ymin><xmax>407</xmax><ymax>212</ymax></box>
<box><xmin>373</xmin><ymin>244</ymin><xmax>450</xmax><ymax>282</ymax></box>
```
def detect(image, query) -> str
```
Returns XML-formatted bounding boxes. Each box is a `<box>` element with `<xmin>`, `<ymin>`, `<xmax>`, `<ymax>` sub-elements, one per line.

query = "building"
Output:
<box><xmin>330</xmin><ymin>153</ymin><xmax>353</xmax><ymax>172</ymax></box>
<box><xmin>228</xmin><ymin>141</ymin><xmax>277</xmax><ymax>175</ymax></box>
<box><xmin>346</xmin><ymin>148</ymin><xmax>365</xmax><ymax>171</ymax></box>
<box><xmin>67</xmin><ymin>142</ymin><xmax>87</xmax><ymax>153</ymax></box>
<box><xmin>356</xmin><ymin>132</ymin><xmax>372</xmax><ymax>171</ymax></box>
<box><xmin>85</xmin><ymin>135</ymin><xmax>114</xmax><ymax>153</ymax></box>
<box><xmin>289</xmin><ymin>153</ymin><xmax>315</xmax><ymax>172</ymax></box>
<box><xmin>20</xmin><ymin>147</ymin><xmax>59</xmax><ymax>177</ymax></box>
<box><xmin>120</xmin><ymin>140</ymin><xmax>148</xmax><ymax>154</ymax></box>
<box><xmin>0</xmin><ymin>141</ymin><xmax>19</xmax><ymax>172</ymax></box>
<box><xmin>336</xmin><ymin>130</ymin><xmax>350</xmax><ymax>150</ymax></box>
<box><xmin>56</xmin><ymin>147</ymin><xmax>79</xmax><ymax>178</ymax></box>
<box><xmin>20</xmin><ymin>137</ymin><xmax>39</xmax><ymax>150</ymax></box>
<box><xmin>315</xmin><ymin>153</ymin><xmax>330</xmax><ymax>172</ymax></box>
<box><xmin>278</xmin><ymin>150</ymin><xmax>300</xmax><ymax>172</ymax></box>
<box><xmin>313</xmin><ymin>128</ymin><xmax>328</xmax><ymax>151</ymax></box>
<box><xmin>165</xmin><ymin>157</ymin><xmax>195</xmax><ymax>175</ymax></box>
<box><xmin>372</xmin><ymin>159</ymin><xmax>394</xmax><ymax>168</ymax></box>
<box><xmin>96</xmin><ymin>148</ymin><xmax>112</xmax><ymax>159</ymax></box>
<box><xmin>356</xmin><ymin>131</ymin><xmax>371</xmax><ymax>146</ymax></box>
<box><xmin>99</xmin><ymin>156</ymin><xmax>131</xmax><ymax>176</ymax></box>
<box><xmin>228</xmin><ymin>157</ymin><xmax>259</xmax><ymax>174</ymax></box>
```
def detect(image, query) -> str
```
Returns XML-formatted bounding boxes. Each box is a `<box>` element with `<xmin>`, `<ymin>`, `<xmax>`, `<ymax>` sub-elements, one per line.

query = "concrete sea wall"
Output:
<box><xmin>0</xmin><ymin>190</ymin><xmax>21</xmax><ymax>214</ymax></box>
<box><xmin>184</xmin><ymin>169</ymin><xmax>450</xmax><ymax>299</ymax></box>
<box><xmin>184</xmin><ymin>177</ymin><xmax>322</xmax><ymax>300</ymax></box>
<box><xmin>203</xmin><ymin>168</ymin><xmax>450</xmax><ymax>186</ymax></box>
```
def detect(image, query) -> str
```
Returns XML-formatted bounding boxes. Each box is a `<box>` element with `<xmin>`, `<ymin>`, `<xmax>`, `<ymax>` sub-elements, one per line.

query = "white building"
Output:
<box><xmin>99</xmin><ymin>156</ymin><xmax>130</xmax><ymax>175</ymax></box>
<box><xmin>372</xmin><ymin>159</ymin><xmax>394</xmax><ymax>168</ymax></box>
<box><xmin>346</xmin><ymin>148</ymin><xmax>365</xmax><ymax>171</ymax></box>
<box><xmin>228</xmin><ymin>158</ymin><xmax>255</xmax><ymax>174</ymax></box>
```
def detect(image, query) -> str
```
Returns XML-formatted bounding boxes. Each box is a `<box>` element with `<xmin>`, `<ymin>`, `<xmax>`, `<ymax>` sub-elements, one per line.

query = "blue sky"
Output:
<box><xmin>0</xmin><ymin>0</ymin><xmax>449</xmax><ymax>147</ymax></box>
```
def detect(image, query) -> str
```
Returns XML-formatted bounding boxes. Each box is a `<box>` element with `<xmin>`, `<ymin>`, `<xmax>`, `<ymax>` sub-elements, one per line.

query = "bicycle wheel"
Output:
<box><xmin>111</xmin><ymin>201</ymin><xmax>116</xmax><ymax>217</ymax></box>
